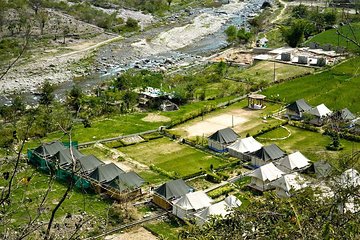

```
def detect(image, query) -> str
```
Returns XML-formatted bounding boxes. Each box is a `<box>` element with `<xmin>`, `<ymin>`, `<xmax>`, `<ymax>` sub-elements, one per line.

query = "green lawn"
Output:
<box><xmin>226</xmin><ymin>61</ymin><xmax>314</xmax><ymax>84</ymax></box>
<box><xmin>256</xmin><ymin>126</ymin><xmax>360</xmax><ymax>161</ymax></box>
<box><xmin>262</xmin><ymin>57</ymin><xmax>360</xmax><ymax>114</ymax></box>
<box><xmin>307</xmin><ymin>22</ymin><xmax>360</xmax><ymax>53</ymax></box>
<box><xmin>138</xmin><ymin>170</ymin><xmax>171</xmax><ymax>185</ymax></box>
<box><xmin>145</xmin><ymin>218</ymin><xmax>183</xmax><ymax>240</ymax></box>
<box><xmin>119</xmin><ymin>137</ymin><xmax>226</xmax><ymax>177</ymax></box>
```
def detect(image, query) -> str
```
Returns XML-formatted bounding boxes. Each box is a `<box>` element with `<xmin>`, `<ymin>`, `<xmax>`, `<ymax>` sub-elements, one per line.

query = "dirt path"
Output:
<box><xmin>271</xmin><ymin>0</ymin><xmax>288</xmax><ymax>24</ymax></box>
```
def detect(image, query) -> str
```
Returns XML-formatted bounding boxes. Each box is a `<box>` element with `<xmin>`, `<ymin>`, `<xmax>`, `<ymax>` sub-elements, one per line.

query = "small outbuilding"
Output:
<box><xmin>227</xmin><ymin>136</ymin><xmax>263</xmax><ymax>160</ymax></box>
<box><xmin>250</xmin><ymin>144</ymin><xmax>286</xmax><ymax>167</ymax></box>
<box><xmin>249</xmin><ymin>162</ymin><xmax>285</xmax><ymax>191</ymax></box>
<box><xmin>153</xmin><ymin>179</ymin><xmax>194</xmax><ymax>210</ymax></box>
<box><xmin>248</xmin><ymin>93</ymin><xmax>266</xmax><ymax>110</ymax></box>
<box><xmin>208</xmin><ymin>127</ymin><xmax>239</xmax><ymax>152</ymax></box>
<box><xmin>172</xmin><ymin>191</ymin><xmax>213</xmax><ymax>220</ymax></box>
<box><xmin>286</xmin><ymin>99</ymin><xmax>312</xmax><ymax>120</ymax></box>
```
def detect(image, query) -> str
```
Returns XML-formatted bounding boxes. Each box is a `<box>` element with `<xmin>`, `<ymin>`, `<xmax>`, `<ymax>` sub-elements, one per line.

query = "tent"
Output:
<box><xmin>271</xmin><ymin>173</ymin><xmax>308</xmax><ymax>198</ymax></box>
<box><xmin>106</xmin><ymin>171</ymin><xmax>145</xmax><ymax>192</ymax></box>
<box><xmin>340</xmin><ymin>108</ymin><xmax>356</xmax><ymax>121</ymax></box>
<box><xmin>286</xmin><ymin>99</ymin><xmax>312</xmax><ymax>120</ymax></box>
<box><xmin>250</xmin><ymin>144</ymin><xmax>286</xmax><ymax>167</ymax></box>
<box><xmin>153</xmin><ymin>179</ymin><xmax>194</xmax><ymax>210</ymax></box>
<box><xmin>314</xmin><ymin>160</ymin><xmax>332</xmax><ymax>178</ymax></box>
<box><xmin>52</xmin><ymin>147</ymin><xmax>84</xmax><ymax>168</ymax></box>
<box><xmin>249</xmin><ymin>162</ymin><xmax>285</xmax><ymax>191</ymax></box>
<box><xmin>208</xmin><ymin>128</ymin><xmax>239</xmax><ymax>152</ymax></box>
<box><xmin>224</xmin><ymin>195</ymin><xmax>242</xmax><ymax>208</ymax></box>
<box><xmin>33</xmin><ymin>141</ymin><xmax>65</xmax><ymax>158</ymax></box>
<box><xmin>309</xmin><ymin>104</ymin><xmax>332</xmax><ymax>118</ymax></box>
<box><xmin>195</xmin><ymin>201</ymin><xmax>230</xmax><ymax>226</ymax></box>
<box><xmin>227</xmin><ymin>137</ymin><xmax>263</xmax><ymax>160</ymax></box>
<box><xmin>173</xmin><ymin>191</ymin><xmax>213</xmax><ymax>220</ymax></box>
<box><xmin>277</xmin><ymin>151</ymin><xmax>311</xmax><ymax>172</ymax></box>
<box><xmin>77</xmin><ymin>155</ymin><xmax>104</xmax><ymax>175</ymax></box>
<box><xmin>89</xmin><ymin>163</ymin><xmax>125</xmax><ymax>183</ymax></box>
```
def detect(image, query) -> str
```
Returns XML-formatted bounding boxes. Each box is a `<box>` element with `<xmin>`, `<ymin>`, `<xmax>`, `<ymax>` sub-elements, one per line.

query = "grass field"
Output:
<box><xmin>119</xmin><ymin>137</ymin><xmax>226</xmax><ymax>177</ymax></box>
<box><xmin>262</xmin><ymin>57</ymin><xmax>360</xmax><ymax>114</ymax></box>
<box><xmin>257</xmin><ymin>125</ymin><xmax>360</xmax><ymax>161</ymax></box>
<box><xmin>145</xmin><ymin>218</ymin><xmax>183</xmax><ymax>240</ymax></box>
<box><xmin>226</xmin><ymin>61</ymin><xmax>314</xmax><ymax>84</ymax></box>
<box><xmin>307</xmin><ymin>22</ymin><xmax>360</xmax><ymax>53</ymax></box>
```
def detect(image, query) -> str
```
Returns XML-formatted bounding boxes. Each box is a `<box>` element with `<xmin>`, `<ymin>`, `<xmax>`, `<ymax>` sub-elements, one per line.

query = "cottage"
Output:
<box><xmin>153</xmin><ymin>179</ymin><xmax>194</xmax><ymax>210</ymax></box>
<box><xmin>250</xmin><ymin>144</ymin><xmax>286</xmax><ymax>167</ymax></box>
<box><xmin>227</xmin><ymin>136</ymin><xmax>263</xmax><ymax>161</ymax></box>
<box><xmin>286</xmin><ymin>99</ymin><xmax>312</xmax><ymax>120</ymax></box>
<box><xmin>208</xmin><ymin>127</ymin><xmax>239</xmax><ymax>152</ymax></box>
<box><xmin>249</xmin><ymin>162</ymin><xmax>285</xmax><ymax>191</ymax></box>
<box><xmin>172</xmin><ymin>191</ymin><xmax>213</xmax><ymax>220</ymax></box>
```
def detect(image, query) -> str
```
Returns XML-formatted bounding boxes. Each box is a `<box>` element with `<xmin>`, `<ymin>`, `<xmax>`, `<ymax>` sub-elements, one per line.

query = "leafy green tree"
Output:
<box><xmin>225</xmin><ymin>25</ymin><xmax>238</xmax><ymax>43</ymax></box>
<box><xmin>280</xmin><ymin>19</ymin><xmax>308</xmax><ymax>47</ymax></box>
<box><xmin>66</xmin><ymin>84</ymin><xmax>83</xmax><ymax>113</ymax></box>
<box><xmin>39</xmin><ymin>80</ymin><xmax>54</xmax><ymax>106</ymax></box>
<box><xmin>237</xmin><ymin>28</ymin><xmax>252</xmax><ymax>43</ymax></box>
<box><xmin>292</xmin><ymin>4</ymin><xmax>308</xmax><ymax>19</ymax></box>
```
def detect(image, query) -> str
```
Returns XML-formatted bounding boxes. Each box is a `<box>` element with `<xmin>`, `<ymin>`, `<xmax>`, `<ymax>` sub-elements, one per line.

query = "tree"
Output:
<box><xmin>28</xmin><ymin>0</ymin><xmax>42</xmax><ymax>15</ymax></box>
<box><xmin>122</xmin><ymin>91</ymin><xmax>138</xmax><ymax>112</ymax></box>
<box><xmin>126</xmin><ymin>17</ymin><xmax>138</xmax><ymax>29</ymax></box>
<box><xmin>66</xmin><ymin>84</ymin><xmax>83</xmax><ymax>113</ymax></box>
<box><xmin>39</xmin><ymin>80</ymin><xmax>54</xmax><ymax>106</ymax></box>
<box><xmin>166</xmin><ymin>0</ymin><xmax>173</xmax><ymax>6</ymax></box>
<box><xmin>62</xmin><ymin>25</ymin><xmax>70</xmax><ymax>44</ymax></box>
<box><xmin>280</xmin><ymin>19</ymin><xmax>308</xmax><ymax>47</ymax></box>
<box><xmin>38</xmin><ymin>9</ymin><xmax>48</xmax><ymax>35</ymax></box>
<box><xmin>292</xmin><ymin>4</ymin><xmax>308</xmax><ymax>19</ymax></box>
<box><xmin>237</xmin><ymin>28</ymin><xmax>252</xmax><ymax>43</ymax></box>
<box><xmin>225</xmin><ymin>25</ymin><xmax>237</xmax><ymax>43</ymax></box>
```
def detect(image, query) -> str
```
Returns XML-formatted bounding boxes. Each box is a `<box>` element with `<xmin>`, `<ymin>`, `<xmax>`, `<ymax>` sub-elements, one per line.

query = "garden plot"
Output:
<box><xmin>122</xmin><ymin>135</ymin><xmax>145</xmax><ymax>145</ymax></box>
<box><xmin>120</xmin><ymin>137</ymin><xmax>226</xmax><ymax>177</ymax></box>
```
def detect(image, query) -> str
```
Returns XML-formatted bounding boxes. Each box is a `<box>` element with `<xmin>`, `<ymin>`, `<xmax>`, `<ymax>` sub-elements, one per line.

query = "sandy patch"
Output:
<box><xmin>105</xmin><ymin>227</ymin><xmax>158</xmax><ymax>240</ymax></box>
<box><xmin>142</xmin><ymin>113</ymin><xmax>170</xmax><ymax>122</ymax></box>
<box><xmin>122</xmin><ymin>135</ymin><xmax>144</xmax><ymax>144</ymax></box>
<box><xmin>185</xmin><ymin>113</ymin><xmax>248</xmax><ymax>137</ymax></box>
<box><xmin>103</xmin><ymin>160</ymin><xmax>132</xmax><ymax>172</ymax></box>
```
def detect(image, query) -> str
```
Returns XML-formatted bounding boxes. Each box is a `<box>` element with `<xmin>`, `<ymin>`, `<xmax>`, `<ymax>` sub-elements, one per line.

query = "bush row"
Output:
<box><xmin>253</xmin><ymin>121</ymin><xmax>289</xmax><ymax>137</ymax></box>
<box><xmin>324</xmin><ymin>129</ymin><xmax>360</xmax><ymax>142</ymax></box>
<box><xmin>149</xmin><ymin>165</ymin><xmax>177</xmax><ymax>179</ymax></box>
<box><xmin>207</xmin><ymin>185</ymin><xmax>234</xmax><ymax>199</ymax></box>
<box><xmin>288</xmin><ymin>121</ymin><xmax>320</xmax><ymax>132</ymax></box>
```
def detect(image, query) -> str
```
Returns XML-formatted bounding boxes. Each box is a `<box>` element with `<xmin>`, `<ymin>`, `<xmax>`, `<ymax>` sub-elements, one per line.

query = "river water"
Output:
<box><xmin>0</xmin><ymin>0</ymin><xmax>270</xmax><ymax>106</ymax></box>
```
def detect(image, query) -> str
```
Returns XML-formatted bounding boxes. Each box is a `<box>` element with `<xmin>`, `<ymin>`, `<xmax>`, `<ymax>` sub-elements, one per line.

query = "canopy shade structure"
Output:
<box><xmin>77</xmin><ymin>155</ymin><xmax>104</xmax><ymax>175</ymax></box>
<box><xmin>89</xmin><ymin>163</ymin><xmax>125</xmax><ymax>183</ymax></box>
<box><xmin>248</xmin><ymin>93</ymin><xmax>266</xmax><ymax>110</ymax></box>
<box><xmin>105</xmin><ymin>172</ymin><xmax>145</xmax><ymax>192</ymax></box>
<box><xmin>278</xmin><ymin>151</ymin><xmax>311</xmax><ymax>172</ymax></box>
<box><xmin>155</xmin><ymin>179</ymin><xmax>194</xmax><ymax>200</ymax></box>
<box><xmin>33</xmin><ymin>141</ymin><xmax>66</xmax><ymax>158</ymax></box>
<box><xmin>208</xmin><ymin>128</ymin><xmax>239</xmax><ymax>144</ymax></box>
<box><xmin>228</xmin><ymin>137</ymin><xmax>263</xmax><ymax>154</ymax></box>
<box><xmin>53</xmin><ymin>147</ymin><xmax>84</xmax><ymax>168</ymax></box>
<box><xmin>308</xmin><ymin>104</ymin><xmax>332</xmax><ymax>118</ymax></box>
<box><xmin>271</xmin><ymin>173</ymin><xmax>308</xmax><ymax>197</ymax></box>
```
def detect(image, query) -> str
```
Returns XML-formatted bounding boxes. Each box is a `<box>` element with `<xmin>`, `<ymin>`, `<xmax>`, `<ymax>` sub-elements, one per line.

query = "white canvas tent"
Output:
<box><xmin>271</xmin><ymin>173</ymin><xmax>308</xmax><ymax>198</ymax></box>
<box><xmin>249</xmin><ymin>163</ymin><xmax>285</xmax><ymax>191</ymax></box>
<box><xmin>277</xmin><ymin>151</ymin><xmax>311</xmax><ymax>173</ymax></box>
<box><xmin>309</xmin><ymin>104</ymin><xmax>332</xmax><ymax>118</ymax></box>
<box><xmin>227</xmin><ymin>137</ymin><xmax>263</xmax><ymax>160</ymax></box>
<box><xmin>194</xmin><ymin>196</ymin><xmax>241</xmax><ymax>226</ymax></box>
<box><xmin>173</xmin><ymin>191</ymin><xmax>213</xmax><ymax>220</ymax></box>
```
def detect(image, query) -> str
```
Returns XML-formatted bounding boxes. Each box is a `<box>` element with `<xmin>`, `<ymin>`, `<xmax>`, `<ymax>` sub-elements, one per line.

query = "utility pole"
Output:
<box><xmin>273</xmin><ymin>61</ymin><xmax>276</xmax><ymax>82</ymax></box>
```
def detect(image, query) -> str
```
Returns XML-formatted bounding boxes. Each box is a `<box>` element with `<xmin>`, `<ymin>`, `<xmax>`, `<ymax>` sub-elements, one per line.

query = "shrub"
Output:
<box><xmin>207</xmin><ymin>185</ymin><xmax>233</xmax><ymax>199</ymax></box>
<box><xmin>206</xmin><ymin>172</ymin><xmax>222</xmax><ymax>183</ymax></box>
<box><xmin>150</xmin><ymin>164</ymin><xmax>176</xmax><ymax>179</ymax></box>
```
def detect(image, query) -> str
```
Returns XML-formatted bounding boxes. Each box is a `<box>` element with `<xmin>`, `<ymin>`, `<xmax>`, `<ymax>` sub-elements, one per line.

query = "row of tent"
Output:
<box><xmin>286</xmin><ymin>99</ymin><xmax>357</xmax><ymax>125</ymax></box>
<box><xmin>28</xmin><ymin>141</ymin><xmax>145</xmax><ymax>200</ymax></box>
<box><xmin>152</xmin><ymin>179</ymin><xmax>241</xmax><ymax>225</ymax></box>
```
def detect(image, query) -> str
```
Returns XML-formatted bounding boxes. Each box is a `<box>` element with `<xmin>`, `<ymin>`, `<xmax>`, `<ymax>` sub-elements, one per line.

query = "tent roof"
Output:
<box><xmin>278</xmin><ymin>151</ymin><xmax>311</xmax><ymax>170</ymax></box>
<box><xmin>208</xmin><ymin>128</ymin><xmax>239</xmax><ymax>144</ymax></box>
<box><xmin>174</xmin><ymin>191</ymin><xmax>213</xmax><ymax>210</ymax></box>
<box><xmin>251</xmin><ymin>144</ymin><xmax>286</xmax><ymax>161</ymax></box>
<box><xmin>341</xmin><ymin>108</ymin><xmax>356</xmax><ymax>120</ymax></box>
<box><xmin>194</xmin><ymin>201</ymin><xmax>230</xmax><ymax>221</ymax></box>
<box><xmin>34</xmin><ymin>141</ymin><xmax>65</xmax><ymax>157</ymax></box>
<box><xmin>77</xmin><ymin>155</ymin><xmax>104</xmax><ymax>174</ymax></box>
<box><xmin>249</xmin><ymin>163</ymin><xmax>285</xmax><ymax>181</ymax></box>
<box><xmin>286</xmin><ymin>99</ymin><xmax>312</xmax><ymax>114</ymax></box>
<box><xmin>227</xmin><ymin>137</ymin><xmax>263</xmax><ymax>153</ymax></box>
<box><xmin>106</xmin><ymin>171</ymin><xmax>145</xmax><ymax>192</ymax></box>
<box><xmin>314</xmin><ymin>160</ymin><xmax>332</xmax><ymax>178</ymax></box>
<box><xmin>224</xmin><ymin>195</ymin><xmax>242</xmax><ymax>208</ymax></box>
<box><xmin>155</xmin><ymin>179</ymin><xmax>194</xmax><ymax>200</ymax></box>
<box><xmin>340</xmin><ymin>169</ymin><xmax>360</xmax><ymax>187</ymax></box>
<box><xmin>89</xmin><ymin>163</ymin><xmax>125</xmax><ymax>183</ymax></box>
<box><xmin>309</xmin><ymin>104</ymin><xmax>332</xmax><ymax>118</ymax></box>
<box><xmin>271</xmin><ymin>173</ymin><xmax>308</xmax><ymax>192</ymax></box>
<box><xmin>53</xmin><ymin>147</ymin><xmax>83</xmax><ymax>167</ymax></box>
